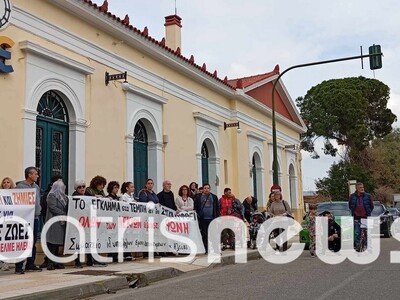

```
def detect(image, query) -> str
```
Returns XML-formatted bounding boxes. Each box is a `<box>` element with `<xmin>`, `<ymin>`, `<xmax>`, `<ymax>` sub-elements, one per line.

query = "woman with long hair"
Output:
<box><xmin>189</xmin><ymin>182</ymin><xmax>198</xmax><ymax>199</ymax></box>
<box><xmin>121</xmin><ymin>182</ymin><xmax>136</xmax><ymax>203</ymax></box>
<box><xmin>1</xmin><ymin>177</ymin><xmax>15</xmax><ymax>189</ymax></box>
<box><xmin>0</xmin><ymin>177</ymin><xmax>15</xmax><ymax>271</ymax></box>
<box><xmin>138</xmin><ymin>179</ymin><xmax>159</xmax><ymax>203</ymax></box>
<box><xmin>175</xmin><ymin>185</ymin><xmax>194</xmax><ymax>212</ymax></box>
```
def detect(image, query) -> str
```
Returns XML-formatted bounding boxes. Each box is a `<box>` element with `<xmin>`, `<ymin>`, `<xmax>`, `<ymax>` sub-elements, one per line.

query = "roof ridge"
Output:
<box><xmin>81</xmin><ymin>0</ymin><xmax>236</xmax><ymax>89</ymax></box>
<box><xmin>227</xmin><ymin>65</ymin><xmax>280</xmax><ymax>89</ymax></box>
<box><xmin>229</xmin><ymin>64</ymin><xmax>280</xmax><ymax>82</ymax></box>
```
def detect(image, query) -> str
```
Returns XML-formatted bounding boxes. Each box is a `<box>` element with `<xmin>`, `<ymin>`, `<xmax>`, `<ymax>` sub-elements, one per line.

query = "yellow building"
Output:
<box><xmin>0</xmin><ymin>0</ymin><xmax>306</xmax><ymax>218</ymax></box>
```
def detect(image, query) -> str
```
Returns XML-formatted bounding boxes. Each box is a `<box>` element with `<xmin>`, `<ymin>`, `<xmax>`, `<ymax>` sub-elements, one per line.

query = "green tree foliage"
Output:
<box><xmin>296</xmin><ymin>76</ymin><xmax>396</xmax><ymax>160</ymax></box>
<box><xmin>316</xmin><ymin>160</ymin><xmax>375</xmax><ymax>200</ymax></box>
<box><xmin>364</xmin><ymin>129</ymin><xmax>400</xmax><ymax>192</ymax></box>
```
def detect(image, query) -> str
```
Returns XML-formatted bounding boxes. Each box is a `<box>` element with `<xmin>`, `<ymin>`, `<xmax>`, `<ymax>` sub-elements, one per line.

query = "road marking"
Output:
<box><xmin>315</xmin><ymin>265</ymin><xmax>373</xmax><ymax>300</ymax></box>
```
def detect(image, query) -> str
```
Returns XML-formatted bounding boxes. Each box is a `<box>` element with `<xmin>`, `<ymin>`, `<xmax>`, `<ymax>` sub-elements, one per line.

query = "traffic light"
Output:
<box><xmin>369</xmin><ymin>44</ymin><xmax>382</xmax><ymax>70</ymax></box>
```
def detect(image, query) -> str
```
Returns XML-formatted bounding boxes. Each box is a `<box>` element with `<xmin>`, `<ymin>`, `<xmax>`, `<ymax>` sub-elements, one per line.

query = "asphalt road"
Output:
<box><xmin>93</xmin><ymin>237</ymin><xmax>400</xmax><ymax>300</ymax></box>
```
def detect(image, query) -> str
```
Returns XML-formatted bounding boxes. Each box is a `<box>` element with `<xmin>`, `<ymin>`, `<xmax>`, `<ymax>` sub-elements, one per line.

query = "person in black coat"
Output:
<box><xmin>321</xmin><ymin>211</ymin><xmax>341</xmax><ymax>252</ymax></box>
<box><xmin>194</xmin><ymin>183</ymin><xmax>220</xmax><ymax>253</ymax></box>
<box><xmin>242</xmin><ymin>196</ymin><xmax>258</xmax><ymax>223</ymax></box>
<box><xmin>157</xmin><ymin>180</ymin><xmax>177</xmax><ymax>211</ymax></box>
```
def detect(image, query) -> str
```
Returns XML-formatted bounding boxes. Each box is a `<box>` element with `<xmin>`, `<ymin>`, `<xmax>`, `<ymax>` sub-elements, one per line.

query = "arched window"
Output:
<box><xmin>134</xmin><ymin>120</ymin><xmax>148</xmax><ymax>143</ymax></box>
<box><xmin>201</xmin><ymin>142</ymin><xmax>209</xmax><ymax>185</ymax></box>
<box><xmin>37</xmin><ymin>90</ymin><xmax>69</xmax><ymax>122</ymax></box>
<box><xmin>252</xmin><ymin>156</ymin><xmax>257</xmax><ymax>199</ymax></box>
<box><xmin>289</xmin><ymin>164</ymin><xmax>297</xmax><ymax>208</ymax></box>
<box><xmin>134</xmin><ymin>120</ymin><xmax>148</xmax><ymax>196</ymax></box>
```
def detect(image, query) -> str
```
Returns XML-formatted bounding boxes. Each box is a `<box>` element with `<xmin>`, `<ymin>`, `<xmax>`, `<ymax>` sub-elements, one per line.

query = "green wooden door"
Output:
<box><xmin>252</xmin><ymin>156</ymin><xmax>257</xmax><ymax>199</ymax></box>
<box><xmin>36</xmin><ymin>117</ymin><xmax>69</xmax><ymax>193</ymax></box>
<box><xmin>133</xmin><ymin>121</ymin><xmax>148</xmax><ymax>197</ymax></box>
<box><xmin>35</xmin><ymin>90</ymin><xmax>69</xmax><ymax>193</ymax></box>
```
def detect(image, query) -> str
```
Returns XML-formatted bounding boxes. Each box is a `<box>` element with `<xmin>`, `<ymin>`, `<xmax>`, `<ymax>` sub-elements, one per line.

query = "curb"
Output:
<box><xmin>207</xmin><ymin>249</ymin><xmax>262</xmax><ymax>268</ymax></box>
<box><xmin>6</xmin><ymin>276</ymin><xmax>128</xmax><ymax>300</ymax></box>
<box><xmin>116</xmin><ymin>267</ymin><xmax>183</xmax><ymax>288</ymax></box>
<box><xmin>6</xmin><ymin>267</ymin><xmax>183</xmax><ymax>300</ymax></box>
<box><xmin>8</xmin><ymin>247</ymin><xmax>288</xmax><ymax>299</ymax></box>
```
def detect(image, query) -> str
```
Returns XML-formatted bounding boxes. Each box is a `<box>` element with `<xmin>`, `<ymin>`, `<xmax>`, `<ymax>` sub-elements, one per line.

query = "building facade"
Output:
<box><xmin>0</xmin><ymin>0</ymin><xmax>306</xmax><ymax>218</ymax></box>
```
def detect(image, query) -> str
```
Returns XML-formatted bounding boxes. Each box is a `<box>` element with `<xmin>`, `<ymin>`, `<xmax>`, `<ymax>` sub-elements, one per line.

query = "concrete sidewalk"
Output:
<box><xmin>0</xmin><ymin>230</ymin><xmax>300</xmax><ymax>300</ymax></box>
<box><xmin>0</xmin><ymin>249</ymin><xmax>264</xmax><ymax>300</ymax></box>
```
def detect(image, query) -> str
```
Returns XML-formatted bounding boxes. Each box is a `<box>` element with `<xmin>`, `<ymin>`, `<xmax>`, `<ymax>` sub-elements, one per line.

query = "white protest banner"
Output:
<box><xmin>0</xmin><ymin>189</ymin><xmax>35</xmax><ymax>261</ymax></box>
<box><xmin>64</xmin><ymin>196</ymin><xmax>205</xmax><ymax>254</ymax></box>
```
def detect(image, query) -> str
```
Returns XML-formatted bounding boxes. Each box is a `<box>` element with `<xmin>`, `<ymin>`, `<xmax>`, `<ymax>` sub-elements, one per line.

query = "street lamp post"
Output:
<box><xmin>271</xmin><ymin>48</ymin><xmax>383</xmax><ymax>186</ymax></box>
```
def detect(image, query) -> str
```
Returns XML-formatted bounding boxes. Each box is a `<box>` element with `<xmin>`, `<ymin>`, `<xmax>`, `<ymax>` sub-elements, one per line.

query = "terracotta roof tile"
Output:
<box><xmin>228</xmin><ymin>64</ymin><xmax>280</xmax><ymax>89</ymax></box>
<box><xmin>80</xmin><ymin>0</ymin><xmax>235</xmax><ymax>89</ymax></box>
<box><xmin>122</xmin><ymin>14</ymin><xmax>129</xmax><ymax>26</ymax></box>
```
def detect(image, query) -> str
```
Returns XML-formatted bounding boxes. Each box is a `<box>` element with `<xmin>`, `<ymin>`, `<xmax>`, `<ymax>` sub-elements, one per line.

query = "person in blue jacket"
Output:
<box><xmin>348</xmin><ymin>182</ymin><xmax>374</xmax><ymax>250</ymax></box>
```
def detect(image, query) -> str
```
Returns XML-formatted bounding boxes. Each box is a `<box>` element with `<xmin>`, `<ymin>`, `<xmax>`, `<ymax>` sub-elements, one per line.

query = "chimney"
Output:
<box><xmin>164</xmin><ymin>14</ymin><xmax>182</xmax><ymax>51</ymax></box>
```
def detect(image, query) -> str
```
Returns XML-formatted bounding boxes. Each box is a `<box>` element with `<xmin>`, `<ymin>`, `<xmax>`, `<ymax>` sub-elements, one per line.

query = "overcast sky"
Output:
<box><xmin>97</xmin><ymin>0</ymin><xmax>400</xmax><ymax>191</ymax></box>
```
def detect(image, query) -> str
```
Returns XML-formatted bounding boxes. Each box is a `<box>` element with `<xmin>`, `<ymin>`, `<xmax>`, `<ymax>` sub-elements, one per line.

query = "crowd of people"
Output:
<box><xmin>1</xmin><ymin>167</ymin><xmax>297</xmax><ymax>274</ymax></box>
<box><xmin>0</xmin><ymin>167</ymin><xmax>378</xmax><ymax>276</ymax></box>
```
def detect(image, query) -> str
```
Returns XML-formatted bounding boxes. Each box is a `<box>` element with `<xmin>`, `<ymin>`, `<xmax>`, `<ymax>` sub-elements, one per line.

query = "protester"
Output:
<box><xmin>158</xmin><ymin>180</ymin><xmax>177</xmax><ymax>210</ymax></box>
<box><xmin>68</xmin><ymin>181</ymin><xmax>91</xmax><ymax>268</ymax></box>
<box><xmin>40</xmin><ymin>175</ymin><xmax>62</xmax><ymax>223</ymax></box>
<box><xmin>119</xmin><ymin>183</ymin><xmax>136</xmax><ymax>261</ymax></box>
<box><xmin>306</xmin><ymin>204</ymin><xmax>317</xmax><ymax>257</ymax></box>
<box><xmin>192</xmin><ymin>185</ymin><xmax>203</xmax><ymax>203</ymax></box>
<box><xmin>14</xmin><ymin>167</ymin><xmax>42</xmax><ymax>274</ymax></box>
<box><xmin>220</xmin><ymin>188</ymin><xmax>235</xmax><ymax>216</ymax></box>
<box><xmin>189</xmin><ymin>182</ymin><xmax>198</xmax><ymax>199</ymax></box>
<box><xmin>269</xmin><ymin>191</ymin><xmax>292</xmax><ymax>252</ymax></box>
<box><xmin>106</xmin><ymin>181</ymin><xmax>120</xmax><ymax>200</ymax></box>
<box><xmin>267</xmin><ymin>192</ymin><xmax>277</xmax><ymax>246</ymax></box>
<box><xmin>349</xmin><ymin>182</ymin><xmax>373</xmax><ymax>250</ymax></box>
<box><xmin>39</xmin><ymin>174</ymin><xmax>63</xmax><ymax>269</ymax></box>
<box><xmin>1</xmin><ymin>177</ymin><xmax>15</xmax><ymax>189</ymax></box>
<box><xmin>45</xmin><ymin>180</ymin><xmax>68</xmax><ymax>270</ymax></box>
<box><xmin>242</xmin><ymin>196</ymin><xmax>257</xmax><ymax>223</ymax></box>
<box><xmin>84</xmin><ymin>176</ymin><xmax>107</xmax><ymax>266</ymax></box>
<box><xmin>175</xmin><ymin>185</ymin><xmax>194</xmax><ymax>212</ymax></box>
<box><xmin>120</xmin><ymin>182</ymin><xmax>136</xmax><ymax>203</ymax></box>
<box><xmin>0</xmin><ymin>177</ymin><xmax>15</xmax><ymax>271</ymax></box>
<box><xmin>194</xmin><ymin>183</ymin><xmax>220</xmax><ymax>253</ymax></box>
<box><xmin>138</xmin><ymin>179</ymin><xmax>159</xmax><ymax>203</ymax></box>
<box><xmin>321</xmin><ymin>210</ymin><xmax>341</xmax><ymax>253</ymax></box>
<box><xmin>266</xmin><ymin>192</ymin><xmax>274</xmax><ymax>214</ymax></box>
<box><xmin>219</xmin><ymin>188</ymin><xmax>243</xmax><ymax>249</ymax></box>
<box><xmin>106</xmin><ymin>181</ymin><xmax>125</xmax><ymax>262</ymax></box>
<box><xmin>85</xmin><ymin>175</ymin><xmax>107</xmax><ymax>198</ymax></box>
<box><xmin>72</xmin><ymin>180</ymin><xmax>91</xmax><ymax>196</ymax></box>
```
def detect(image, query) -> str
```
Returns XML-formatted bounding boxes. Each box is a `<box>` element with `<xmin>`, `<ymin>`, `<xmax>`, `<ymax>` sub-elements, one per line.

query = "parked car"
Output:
<box><xmin>388</xmin><ymin>207</ymin><xmax>400</xmax><ymax>234</ymax></box>
<box><xmin>388</xmin><ymin>208</ymin><xmax>400</xmax><ymax>220</ymax></box>
<box><xmin>372</xmin><ymin>202</ymin><xmax>394</xmax><ymax>238</ymax></box>
<box><xmin>300</xmin><ymin>201</ymin><xmax>351</xmax><ymax>249</ymax></box>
